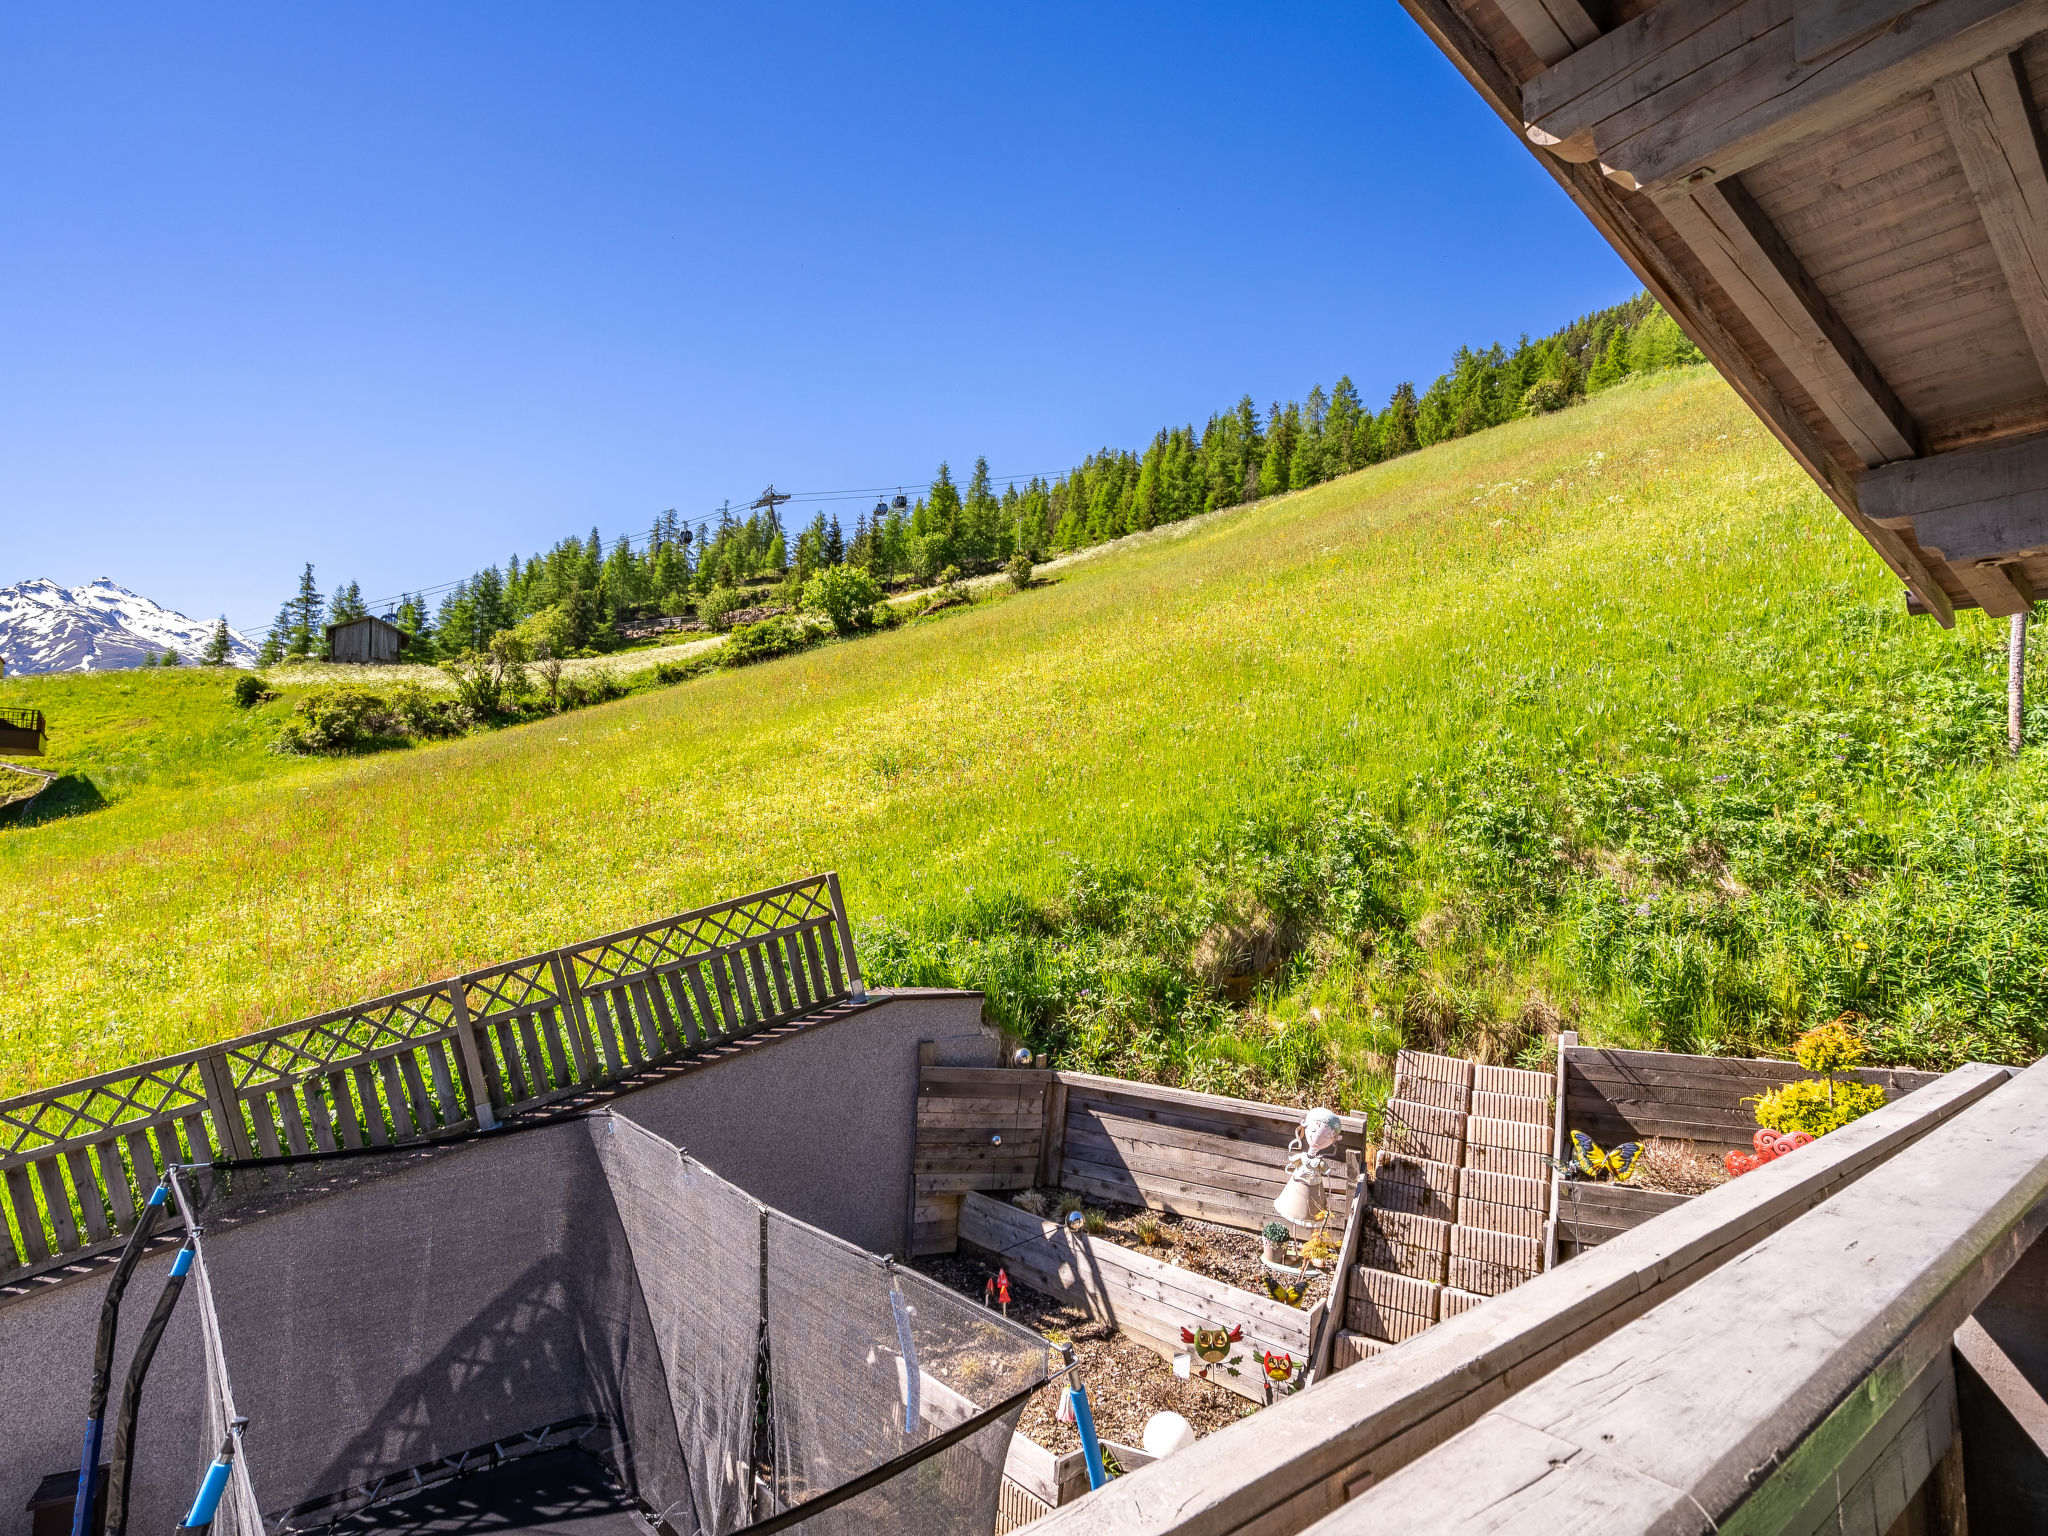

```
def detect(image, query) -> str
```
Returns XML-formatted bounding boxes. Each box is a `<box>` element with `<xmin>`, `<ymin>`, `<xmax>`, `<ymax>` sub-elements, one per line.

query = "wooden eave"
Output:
<box><xmin>1401</xmin><ymin>0</ymin><xmax>2048</xmax><ymax>623</ymax></box>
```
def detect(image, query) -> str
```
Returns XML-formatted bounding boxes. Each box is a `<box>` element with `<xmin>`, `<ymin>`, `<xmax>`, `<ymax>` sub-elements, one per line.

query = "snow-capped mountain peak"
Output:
<box><xmin>0</xmin><ymin>578</ymin><xmax>256</xmax><ymax>675</ymax></box>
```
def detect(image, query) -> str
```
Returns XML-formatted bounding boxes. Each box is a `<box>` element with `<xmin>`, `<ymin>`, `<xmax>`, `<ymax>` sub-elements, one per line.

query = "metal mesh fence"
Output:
<box><xmin>163</xmin><ymin>1110</ymin><xmax>1046</xmax><ymax>1536</ymax></box>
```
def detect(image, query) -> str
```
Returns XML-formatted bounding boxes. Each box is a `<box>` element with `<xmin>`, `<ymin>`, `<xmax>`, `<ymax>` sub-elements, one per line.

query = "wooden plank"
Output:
<box><xmin>275</xmin><ymin>1086</ymin><xmax>313</xmax><ymax>1157</ymax></box>
<box><xmin>6</xmin><ymin>1166</ymin><xmax>48</xmax><ymax>1263</ymax></box>
<box><xmin>374</xmin><ymin>1058</ymin><xmax>411</xmax><ymax>1141</ymax></box>
<box><xmin>1316</xmin><ymin>1176</ymin><xmax>1374</xmax><ymax>1378</ymax></box>
<box><xmin>1470</xmin><ymin>1091</ymin><xmax>1550</xmax><ymax>1125</ymax></box>
<box><xmin>36</xmin><ymin>1156</ymin><xmax>80</xmax><ymax>1254</ymax></box>
<box><xmin>682</xmin><ymin>963</ymin><xmax>722</xmax><ymax>1045</ymax></box>
<box><xmin>125</xmin><ymin>1129</ymin><xmax>160</xmax><ymax>1189</ymax></box>
<box><xmin>536</xmin><ymin>1004</ymin><xmax>577</xmax><ymax>1082</ymax></box>
<box><xmin>1039</xmin><ymin>1076</ymin><xmax>1069</xmax><ymax>1188</ymax></box>
<box><xmin>1067</xmin><ymin>1105</ymin><xmax>1295</xmax><ymax>1162</ymax></box>
<box><xmin>397</xmin><ymin>1051</ymin><xmax>437</xmax><ymax>1133</ymax></box>
<box><xmin>302</xmin><ymin>1075</ymin><xmax>339</xmax><ymax>1152</ymax></box>
<box><xmin>1474</xmin><ymin>1064</ymin><xmax>1553</xmax><ymax>1097</ymax></box>
<box><xmin>1324</xmin><ymin>1063</ymin><xmax>2048</xmax><ymax>1535</ymax></box>
<box><xmin>1493</xmin><ymin>0</ymin><xmax>1595</xmax><ymax>67</ymax></box>
<box><xmin>178</xmin><ymin>1110</ymin><xmax>213</xmax><ymax>1164</ymax></box>
<box><xmin>1659</xmin><ymin>179</ymin><xmax>1920</xmax><ymax>465</ymax></box>
<box><xmin>1521</xmin><ymin>0</ymin><xmax>2048</xmax><ymax>194</ymax></box>
<box><xmin>96</xmin><ymin>1140</ymin><xmax>136</xmax><ymax>1233</ymax></box>
<box><xmin>247</xmin><ymin>1095</ymin><xmax>284</xmax><ymax>1159</ymax></box>
<box><xmin>1058</xmin><ymin>1072</ymin><xmax>1367</xmax><ymax>1142</ymax></box>
<box><xmin>708</xmin><ymin>953</ymin><xmax>746</xmax><ymax>1039</ymax></box>
<box><xmin>1936</xmin><ymin>53</ymin><xmax>2048</xmax><ymax>395</ymax></box>
<box><xmin>743</xmin><ymin>943</ymin><xmax>779</xmax><ymax>1027</ymax></box>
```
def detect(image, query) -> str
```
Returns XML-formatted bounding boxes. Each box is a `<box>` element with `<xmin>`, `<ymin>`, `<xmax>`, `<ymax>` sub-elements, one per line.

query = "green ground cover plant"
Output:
<box><xmin>3</xmin><ymin>368</ymin><xmax>2043</xmax><ymax>1113</ymax></box>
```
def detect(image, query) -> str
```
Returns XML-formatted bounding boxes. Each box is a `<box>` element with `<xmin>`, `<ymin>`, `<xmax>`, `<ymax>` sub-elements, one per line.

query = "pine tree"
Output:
<box><xmin>202</xmin><ymin>618</ymin><xmax>232</xmax><ymax>666</ymax></box>
<box><xmin>258</xmin><ymin>602</ymin><xmax>293</xmax><ymax>666</ymax></box>
<box><xmin>289</xmin><ymin>564</ymin><xmax>322</xmax><ymax>659</ymax></box>
<box><xmin>824</xmin><ymin>516</ymin><xmax>845</xmax><ymax>566</ymax></box>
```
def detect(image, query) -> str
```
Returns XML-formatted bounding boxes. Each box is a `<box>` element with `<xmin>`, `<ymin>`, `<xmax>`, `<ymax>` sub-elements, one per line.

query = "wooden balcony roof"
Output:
<box><xmin>1404</xmin><ymin>0</ymin><xmax>2048</xmax><ymax>624</ymax></box>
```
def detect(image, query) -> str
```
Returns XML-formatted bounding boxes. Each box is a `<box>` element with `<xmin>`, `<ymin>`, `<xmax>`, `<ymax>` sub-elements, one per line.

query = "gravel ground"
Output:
<box><xmin>910</xmin><ymin>1251</ymin><xmax>1262</xmax><ymax>1453</ymax></box>
<box><xmin>1054</xmin><ymin>1193</ymin><xmax>1334</xmax><ymax>1309</ymax></box>
<box><xmin>909</xmin><ymin>1187</ymin><xmax>1338</xmax><ymax>1452</ymax></box>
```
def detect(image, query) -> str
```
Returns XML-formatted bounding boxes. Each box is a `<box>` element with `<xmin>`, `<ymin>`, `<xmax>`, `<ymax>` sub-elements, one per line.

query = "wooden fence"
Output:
<box><xmin>0</xmin><ymin>874</ymin><xmax>865</xmax><ymax>1283</ymax></box>
<box><xmin>1564</xmin><ymin>1045</ymin><xmax>1940</xmax><ymax>1155</ymax></box>
<box><xmin>911</xmin><ymin>1066</ymin><xmax>1368</xmax><ymax>1255</ymax></box>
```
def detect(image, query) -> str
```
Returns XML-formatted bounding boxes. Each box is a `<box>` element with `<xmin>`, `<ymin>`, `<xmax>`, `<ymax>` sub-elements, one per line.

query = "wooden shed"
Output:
<box><xmin>1404</xmin><ymin>0</ymin><xmax>2048</xmax><ymax>624</ymax></box>
<box><xmin>0</xmin><ymin>707</ymin><xmax>46</xmax><ymax>757</ymax></box>
<box><xmin>324</xmin><ymin>614</ymin><xmax>411</xmax><ymax>665</ymax></box>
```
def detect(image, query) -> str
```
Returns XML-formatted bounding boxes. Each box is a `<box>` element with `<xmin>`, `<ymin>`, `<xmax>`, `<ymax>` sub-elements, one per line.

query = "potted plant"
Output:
<box><xmin>1261</xmin><ymin>1220</ymin><xmax>1290</xmax><ymax>1266</ymax></box>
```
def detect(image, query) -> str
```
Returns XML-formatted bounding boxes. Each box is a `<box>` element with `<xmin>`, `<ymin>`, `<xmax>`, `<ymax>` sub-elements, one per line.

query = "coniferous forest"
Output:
<box><xmin>259</xmin><ymin>294</ymin><xmax>1702</xmax><ymax>664</ymax></box>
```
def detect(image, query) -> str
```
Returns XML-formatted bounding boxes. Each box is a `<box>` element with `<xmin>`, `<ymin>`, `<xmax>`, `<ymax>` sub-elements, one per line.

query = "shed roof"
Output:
<box><xmin>1404</xmin><ymin>0</ymin><xmax>2048</xmax><ymax>625</ymax></box>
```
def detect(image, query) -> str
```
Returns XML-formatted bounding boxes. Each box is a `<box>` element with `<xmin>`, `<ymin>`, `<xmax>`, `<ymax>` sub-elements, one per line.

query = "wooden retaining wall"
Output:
<box><xmin>913</xmin><ymin>1067</ymin><xmax>1367</xmax><ymax>1256</ymax></box>
<box><xmin>960</xmin><ymin>1190</ymin><xmax>1325</xmax><ymax>1404</ymax></box>
<box><xmin>0</xmin><ymin>874</ymin><xmax>865</xmax><ymax>1286</ymax></box>
<box><xmin>1564</xmin><ymin>1045</ymin><xmax>1941</xmax><ymax>1155</ymax></box>
<box><xmin>1019</xmin><ymin>1062</ymin><xmax>2011</xmax><ymax>1535</ymax></box>
<box><xmin>1053</xmin><ymin>1073</ymin><xmax>1365</xmax><ymax>1231</ymax></box>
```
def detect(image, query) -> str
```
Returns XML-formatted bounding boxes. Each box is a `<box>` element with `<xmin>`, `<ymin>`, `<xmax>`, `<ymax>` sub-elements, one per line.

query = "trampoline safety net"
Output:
<box><xmin>164</xmin><ymin>1112</ymin><xmax>1047</xmax><ymax>1536</ymax></box>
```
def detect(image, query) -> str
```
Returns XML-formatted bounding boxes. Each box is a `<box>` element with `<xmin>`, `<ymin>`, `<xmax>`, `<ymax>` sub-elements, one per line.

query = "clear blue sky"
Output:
<box><xmin>1</xmin><ymin>3</ymin><xmax>1636</xmax><ymax>633</ymax></box>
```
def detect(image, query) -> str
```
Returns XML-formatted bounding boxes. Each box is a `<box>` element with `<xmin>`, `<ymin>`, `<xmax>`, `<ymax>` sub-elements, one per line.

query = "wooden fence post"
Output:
<box><xmin>198</xmin><ymin>1049</ymin><xmax>256</xmax><ymax>1162</ymax></box>
<box><xmin>826</xmin><ymin>871</ymin><xmax>865</xmax><ymax>998</ymax></box>
<box><xmin>444</xmin><ymin>984</ymin><xmax>499</xmax><ymax>1130</ymax></box>
<box><xmin>1037</xmin><ymin>1074</ymin><xmax>1069</xmax><ymax>1189</ymax></box>
<box><xmin>1546</xmin><ymin>1029</ymin><xmax>1576</xmax><ymax>1270</ymax></box>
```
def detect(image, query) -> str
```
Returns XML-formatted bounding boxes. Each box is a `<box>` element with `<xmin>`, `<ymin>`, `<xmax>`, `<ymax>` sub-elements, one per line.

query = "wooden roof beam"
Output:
<box><xmin>1935</xmin><ymin>53</ymin><xmax>2048</xmax><ymax>388</ymax></box>
<box><xmin>1492</xmin><ymin>0</ymin><xmax>1604</xmax><ymax>67</ymax></box>
<box><xmin>1395</xmin><ymin>0</ymin><xmax>1953</xmax><ymax>622</ymax></box>
<box><xmin>1863</xmin><ymin>429</ymin><xmax>2048</xmax><ymax>611</ymax></box>
<box><xmin>1658</xmin><ymin>178</ymin><xmax>1923</xmax><ymax>464</ymax></box>
<box><xmin>1523</xmin><ymin>0</ymin><xmax>2048</xmax><ymax>194</ymax></box>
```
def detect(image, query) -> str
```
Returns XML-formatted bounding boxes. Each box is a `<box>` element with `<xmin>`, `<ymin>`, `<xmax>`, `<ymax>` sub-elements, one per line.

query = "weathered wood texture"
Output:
<box><xmin>324</xmin><ymin>614</ymin><xmax>408</xmax><ymax>665</ymax></box>
<box><xmin>1001</xmin><ymin>1430</ymin><xmax>1156</xmax><ymax>1521</ymax></box>
<box><xmin>0</xmin><ymin>873</ymin><xmax>864</xmax><ymax>1285</ymax></box>
<box><xmin>1055</xmin><ymin>1073</ymin><xmax>1366</xmax><ymax>1234</ymax></box>
<box><xmin>1564</xmin><ymin>1044</ymin><xmax>1939</xmax><ymax>1155</ymax></box>
<box><xmin>1018</xmin><ymin>1061</ymin><xmax>2008</xmax><ymax>1536</ymax></box>
<box><xmin>960</xmin><ymin>1191</ymin><xmax>1321</xmax><ymax>1404</ymax></box>
<box><xmin>1521</xmin><ymin>0</ymin><xmax>2048</xmax><ymax>195</ymax></box>
<box><xmin>1319</xmin><ymin>1058</ymin><xmax>2048</xmax><ymax>1536</ymax></box>
<box><xmin>912</xmin><ymin>1066</ymin><xmax>1050</xmax><ymax>1255</ymax></box>
<box><xmin>0</xmin><ymin>706</ymin><xmax>46</xmax><ymax>757</ymax></box>
<box><xmin>1555</xmin><ymin>1181</ymin><xmax>1694</xmax><ymax>1258</ymax></box>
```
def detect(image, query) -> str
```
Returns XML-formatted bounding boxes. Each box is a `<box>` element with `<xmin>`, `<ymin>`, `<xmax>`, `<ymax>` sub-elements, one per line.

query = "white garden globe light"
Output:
<box><xmin>1142</xmin><ymin>1411</ymin><xmax>1197</xmax><ymax>1458</ymax></box>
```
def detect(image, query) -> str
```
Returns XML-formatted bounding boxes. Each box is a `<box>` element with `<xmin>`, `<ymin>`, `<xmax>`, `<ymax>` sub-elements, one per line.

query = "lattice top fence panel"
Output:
<box><xmin>0</xmin><ymin>1050</ymin><xmax>213</xmax><ymax>1163</ymax></box>
<box><xmin>0</xmin><ymin>874</ymin><xmax>861</xmax><ymax>1164</ymax></box>
<box><xmin>564</xmin><ymin>875</ymin><xmax>841</xmax><ymax>991</ymax></box>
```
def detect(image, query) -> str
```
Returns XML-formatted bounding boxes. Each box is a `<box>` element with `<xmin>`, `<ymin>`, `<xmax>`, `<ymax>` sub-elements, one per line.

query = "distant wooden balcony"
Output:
<box><xmin>0</xmin><ymin>706</ymin><xmax>45</xmax><ymax>757</ymax></box>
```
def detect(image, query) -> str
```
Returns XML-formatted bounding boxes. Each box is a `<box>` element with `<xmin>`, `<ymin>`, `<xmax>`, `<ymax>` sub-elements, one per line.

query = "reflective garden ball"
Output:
<box><xmin>1013</xmin><ymin>1047</ymin><xmax>1035</xmax><ymax>1067</ymax></box>
<box><xmin>1066</xmin><ymin>1210</ymin><xmax>1085</xmax><ymax>1231</ymax></box>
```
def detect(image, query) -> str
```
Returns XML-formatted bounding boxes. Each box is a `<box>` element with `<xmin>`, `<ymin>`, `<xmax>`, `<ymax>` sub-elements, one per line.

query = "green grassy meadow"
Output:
<box><xmin>4</xmin><ymin>367</ymin><xmax>2043</xmax><ymax>1106</ymax></box>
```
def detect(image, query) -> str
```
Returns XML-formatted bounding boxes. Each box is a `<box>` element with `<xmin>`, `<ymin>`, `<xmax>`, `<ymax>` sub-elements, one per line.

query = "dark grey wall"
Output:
<box><xmin>0</xmin><ymin>991</ymin><xmax>993</xmax><ymax>1536</ymax></box>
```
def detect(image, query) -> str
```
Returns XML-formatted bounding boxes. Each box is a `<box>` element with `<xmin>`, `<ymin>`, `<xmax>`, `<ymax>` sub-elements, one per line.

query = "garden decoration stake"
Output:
<box><xmin>996</xmin><ymin>1269</ymin><xmax>1010</xmax><ymax>1320</ymax></box>
<box><xmin>1178</xmin><ymin>1322</ymin><xmax>1244</xmax><ymax>1381</ymax></box>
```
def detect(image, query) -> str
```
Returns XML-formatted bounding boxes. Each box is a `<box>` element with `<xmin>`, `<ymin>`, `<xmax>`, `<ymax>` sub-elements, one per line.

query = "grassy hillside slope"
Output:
<box><xmin>4</xmin><ymin>368</ymin><xmax>2043</xmax><ymax>1103</ymax></box>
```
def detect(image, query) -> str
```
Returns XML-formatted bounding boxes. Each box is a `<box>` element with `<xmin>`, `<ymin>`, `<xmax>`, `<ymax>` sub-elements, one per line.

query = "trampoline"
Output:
<box><xmin>335</xmin><ymin>1449</ymin><xmax>651</xmax><ymax>1536</ymax></box>
<box><xmin>77</xmin><ymin>1111</ymin><xmax>1050</xmax><ymax>1536</ymax></box>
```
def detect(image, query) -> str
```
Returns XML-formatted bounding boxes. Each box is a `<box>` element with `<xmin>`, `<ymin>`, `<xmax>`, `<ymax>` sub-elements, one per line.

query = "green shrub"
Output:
<box><xmin>722</xmin><ymin>617</ymin><xmax>810</xmax><ymax>667</ymax></box>
<box><xmin>699</xmin><ymin>586</ymin><xmax>747</xmax><ymax>632</ymax></box>
<box><xmin>273</xmin><ymin>688</ymin><xmax>397</xmax><ymax>754</ymax></box>
<box><xmin>804</xmin><ymin>565</ymin><xmax>883</xmax><ymax>636</ymax></box>
<box><xmin>1521</xmin><ymin>379</ymin><xmax>1572</xmax><ymax>415</ymax></box>
<box><xmin>558</xmin><ymin>666</ymin><xmax>627</xmax><ymax>709</ymax></box>
<box><xmin>231</xmin><ymin>673</ymin><xmax>276</xmax><ymax>709</ymax></box>
<box><xmin>1005</xmin><ymin>551</ymin><xmax>1035</xmax><ymax>592</ymax></box>
<box><xmin>1752</xmin><ymin>1076</ymin><xmax>1888</xmax><ymax>1136</ymax></box>
<box><xmin>653</xmin><ymin>658</ymin><xmax>714</xmax><ymax>685</ymax></box>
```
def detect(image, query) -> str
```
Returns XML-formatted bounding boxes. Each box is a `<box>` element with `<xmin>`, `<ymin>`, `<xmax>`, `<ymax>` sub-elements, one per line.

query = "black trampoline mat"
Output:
<box><xmin>339</xmin><ymin>1450</ymin><xmax>655</xmax><ymax>1536</ymax></box>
